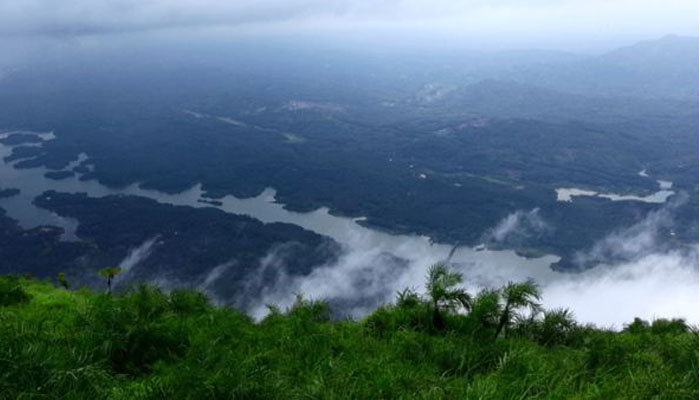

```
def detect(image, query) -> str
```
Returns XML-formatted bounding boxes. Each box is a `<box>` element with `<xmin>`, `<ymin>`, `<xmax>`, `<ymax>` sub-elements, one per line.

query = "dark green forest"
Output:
<box><xmin>0</xmin><ymin>269</ymin><xmax>696</xmax><ymax>399</ymax></box>
<box><xmin>0</xmin><ymin>192</ymin><xmax>339</xmax><ymax>310</ymax></box>
<box><xmin>0</xmin><ymin>36</ymin><xmax>697</xmax><ymax>266</ymax></box>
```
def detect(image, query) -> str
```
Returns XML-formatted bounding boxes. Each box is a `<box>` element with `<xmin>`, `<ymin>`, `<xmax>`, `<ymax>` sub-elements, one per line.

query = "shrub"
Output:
<box><xmin>287</xmin><ymin>294</ymin><xmax>331</xmax><ymax>323</ymax></box>
<box><xmin>651</xmin><ymin>318</ymin><xmax>690</xmax><ymax>335</ymax></box>
<box><xmin>0</xmin><ymin>273</ymin><xmax>696</xmax><ymax>399</ymax></box>
<box><xmin>169</xmin><ymin>288</ymin><xmax>210</xmax><ymax>315</ymax></box>
<box><xmin>81</xmin><ymin>286</ymin><xmax>187</xmax><ymax>375</ymax></box>
<box><xmin>363</xmin><ymin>301</ymin><xmax>434</xmax><ymax>336</ymax></box>
<box><xmin>534</xmin><ymin>308</ymin><xmax>578</xmax><ymax>346</ymax></box>
<box><xmin>624</xmin><ymin>317</ymin><xmax>651</xmax><ymax>334</ymax></box>
<box><xmin>467</xmin><ymin>289</ymin><xmax>502</xmax><ymax>337</ymax></box>
<box><xmin>0</xmin><ymin>275</ymin><xmax>31</xmax><ymax>306</ymax></box>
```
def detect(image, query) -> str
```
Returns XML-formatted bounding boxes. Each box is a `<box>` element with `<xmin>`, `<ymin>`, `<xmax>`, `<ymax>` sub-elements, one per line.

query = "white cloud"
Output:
<box><xmin>544</xmin><ymin>247</ymin><xmax>698</xmax><ymax>327</ymax></box>
<box><xmin>575</xmin><ymin>193</ymin><xmax>686</xmax><ymax>265</ymax></box>
<box><xmin>484</xmin><ymin>208</ymin><xmax>549</xmax><ymax>243</ymax></box>
<box><xmin>243</xmin><ymin>198</ymin><xmax>698</xmax><ymax>328</ymax></box>
<box><xmin>114</xmin><ymin>235</ymin><xmax>159</xmax><ymax>285</ymax></box>
<box><xmin>0</xmin><ymin>0</ymin><xmax>695</xmax><ymax>40</ymax></box>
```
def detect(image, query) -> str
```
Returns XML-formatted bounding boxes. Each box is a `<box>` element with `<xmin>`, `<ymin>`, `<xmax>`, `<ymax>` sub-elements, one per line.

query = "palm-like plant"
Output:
<box><xmin>99</xmin><ymin>267</ymin><xmax>122</xmax><ymax>293</ymax></box>
<box><xmin>470</xmin><ymin>289</ymin><xmax>502</xmax><ymax>329</ymax></box>
<box><xmin>538</xmin><ymin>308</ymin><xmax>576</xmax><ymax>345</ymax></box>
<box><xmin>425</xmin><ymin>263</ymin><xmax>471</xmax><ymax>329</ymax></box>
<box><xmin>495</xmin><ymin>279</ymin><xmax>541</xmax><ymax>338</ymax></box>
<box><xmin>396</xmin><ymin>287</ymin><xmax>421</xmax><ymax>308</ymax></box>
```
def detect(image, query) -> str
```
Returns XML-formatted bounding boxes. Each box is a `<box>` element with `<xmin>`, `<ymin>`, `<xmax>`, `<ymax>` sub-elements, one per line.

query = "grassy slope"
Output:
<box><xmin>0</xmin><ymin>276</ymin><xmax>697</xmax><ymax>399</ymax></box>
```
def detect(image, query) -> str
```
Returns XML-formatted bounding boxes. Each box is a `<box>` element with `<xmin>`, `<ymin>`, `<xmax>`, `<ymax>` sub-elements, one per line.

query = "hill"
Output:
<box><xmin>512</xmin><ymin>35</ymin><xmax>699</xmax><ymax>100</ymax></box>
<box><xmin>0</xmin><ymin>36</ymin><xmax>696</xmax><ymax>265</ymax></box>
<box><xmin>0</xmin><ymin>273</ymin><xmax>697</xmax><ymax>399</ymax></box>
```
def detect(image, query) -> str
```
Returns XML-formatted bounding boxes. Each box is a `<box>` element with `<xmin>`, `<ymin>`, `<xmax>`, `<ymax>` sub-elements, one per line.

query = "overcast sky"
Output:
<box><xmin>0</xmin><ymin>0</ymin><xmax>697</xmax><ymax>40</ymax></box>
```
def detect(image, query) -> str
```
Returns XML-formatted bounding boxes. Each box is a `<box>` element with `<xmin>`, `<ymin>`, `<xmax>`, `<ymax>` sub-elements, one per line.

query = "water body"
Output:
<box><xmin>0</xmin><ymin>130</ymin><xmax>559</xmax><ymax>272</ymax></box>
<box><xmin>1</xmin><ymin>131</ymin><xmax>696</xmax><ymax>326</ymax></box>
<box><xmin>555</xmin><ymin>188</ymin><xmax>599</xmax><ymax>202</ymax></box>
<box><xmin>556</xmin><ymin>179</ymin><xmax>675</xmax><ymax>204</ymax></box>
<box><xmin>0</xmin><ymin>131</ymin><xmax>562</xmax><ymax>284</ymax></box>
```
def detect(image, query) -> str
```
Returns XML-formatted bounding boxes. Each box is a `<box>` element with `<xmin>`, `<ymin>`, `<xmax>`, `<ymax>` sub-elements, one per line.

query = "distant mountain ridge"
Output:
<box><xmin>507</xmin><ymin>35</ymin><xmax>699</xmax><ymax>100</ymax></box>
<box><xmin>439</xmin><ymin>78</ymin><xmax>696</xmax><ymax>123</ymax></box>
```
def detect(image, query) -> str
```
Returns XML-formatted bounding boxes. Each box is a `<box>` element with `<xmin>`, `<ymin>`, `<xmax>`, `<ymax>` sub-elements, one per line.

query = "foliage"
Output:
<box><xmin>460</xmin><ymin>289</ymin><xmax>503</xmax><ymax>341</ymax></box>
<box><xmin>99</xmin><ymin>267</ymin><xmax>122</xmax><ymax>279</ymax></box>
<box><xmin>425</xmin><ymin>263</ymin><xmax>472</xmax><ymax>311</ymax></box>
<box><xmin>512</xmin><ymin>307</ymin><xmax>582</xmax><ymax>346</ymax></box>
<box><xmin>624</xmin><ymin>317</ymin><xmax>692</xmax><ymax>336</ymax></box>
<box><xmin>495</xmin><ymin>280</ymin><xmax>542</xmax><ymax>338</ymax></box>
<box><xmin>0</xmin><ymin>275</ymin><xmax>697</xmax><ymax>400</ymax></box>
<box><xmin>6</xmin><ymin>191</ymin><xmax>339</xmax><ymax>306</ymax></box>
<box><xmin>425</xmin><ymin>263</ymin><xmax>471</xmax><ymax>330</ymax></box>
<box><xmin>58</xmin><ymin>272</ymin><xmax>69</xmax><ymax>290</ymax></box>
<box><xmin>396</xmin><ymin>287</ymin><xmax>421</xmax><ymax>308</ymax></box>
<box><xmin>0</xmin><ymin>275</ymin><xmax>32</xmax><ymax>306</ymax></box>
<box><xmin>99</xmin><ymin>267</ymin><xmax>123</xmax><ymax>293</ymax></box>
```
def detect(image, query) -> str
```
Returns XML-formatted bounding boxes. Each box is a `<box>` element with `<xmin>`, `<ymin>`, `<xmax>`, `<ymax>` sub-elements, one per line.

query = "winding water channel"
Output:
<box><xmin>1</xmin><ymin>131</ymin><xmax>696</xmax><ymax>326</ymax></box>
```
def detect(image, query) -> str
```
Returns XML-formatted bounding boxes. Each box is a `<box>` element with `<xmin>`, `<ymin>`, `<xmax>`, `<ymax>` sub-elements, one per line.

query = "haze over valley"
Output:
<box><xmin>0</xmin><ymin>1</ymin><xmax>697</xmax><ymax>328</ymax></box>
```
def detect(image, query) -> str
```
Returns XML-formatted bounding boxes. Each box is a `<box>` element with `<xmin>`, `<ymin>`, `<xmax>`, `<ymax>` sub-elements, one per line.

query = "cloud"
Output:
<box><xmin>484</xmin><ymin>208</ymin><xmax>550</xmax><ymax>243</ymax></box>
<box><xmin>0</xmin><ymin>0</ymin><xmax>323</xmax><ymax>36</ymax></box>
<box><xmin>95</xmin><ymin>192</ymin><xmax>695</xmax><ymax>329</ymax></box>
<box><xmin>0</xmin><ymin>0</ymin><xmax>695</xmax><ymax>39</ymax></box>
<box><xmin>575</xmin><ymin>193</ymin><xmax>687</xmax><ymax>266</ymax></box>
<box><xmin>114</xmin><ymin>236</ymin><xmax>159</xmax><ymax>285</ymax></box>
<box><xmin>250</xmin><ymin>247</ymin><xmax>410</xmax><ymax>319</ymax></box>
<box><xmin>540</xmin><ymin>193</ymin><xmax>699</xmax><ymax>327</ymax></box>
<box><xmin>0</xmin><ymin>0</ymin><xmax>381</xmax><ymax>36</ymax></box>
<box><xmin>242</xmin><ymin>199</ymin><xmax>697</xmax><ymax>328</ymax></box>
<box><xmin>544</xmin><ymin>246</ymin><xmax>698</xmax><ymax>328</ymax></box>
<box><xmin>199</xmin><ymin>260</ymin><xmax>234</xmax><ymax>290</ymax></box>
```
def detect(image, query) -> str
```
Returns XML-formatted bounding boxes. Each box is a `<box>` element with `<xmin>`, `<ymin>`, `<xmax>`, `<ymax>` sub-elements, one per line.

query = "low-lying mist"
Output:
<box><xmin>242</xmin><ymin>196</ymin><xmax>698</xmax><ymax>328</ymax></box>
<box><xmin>87</xmin><ymin>183</ymin><xmax>698</xmax><ymax>330</ymax></box>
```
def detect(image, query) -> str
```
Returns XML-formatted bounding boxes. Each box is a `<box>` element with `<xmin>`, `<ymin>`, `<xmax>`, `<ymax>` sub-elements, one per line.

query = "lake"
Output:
<box><xmin>1</xmin><ymin>130</ymin><xmax>696</xmax><ymax>327</ymax></box>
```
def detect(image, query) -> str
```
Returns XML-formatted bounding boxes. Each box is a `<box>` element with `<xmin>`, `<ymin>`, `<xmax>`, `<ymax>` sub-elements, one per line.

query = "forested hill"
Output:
<box><xmin>0</xmin><ymin>272</ymin><xmax>697</xmax><ymax>399</ymax></box>
<box><xmin>0</xmin><ymin>36</ymin><xmax>696</xmax><ymax>265</ymax></box>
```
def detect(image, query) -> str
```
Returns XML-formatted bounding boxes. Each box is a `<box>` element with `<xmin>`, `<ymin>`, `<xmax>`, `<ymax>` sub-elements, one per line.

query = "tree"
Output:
<box><xmin>99</xmin><ymin>267</ymin><xmax>122</xmax><ymax>293</ymax></box>
<box><xmin>495</xmin><ymin>280</ymin><xmax>541</xmax><ymax>338</ymax></box>
<box><xmin>425</xmin><ymin>263</ymin><xmax>471</xmax><ymax>330</ymax></box>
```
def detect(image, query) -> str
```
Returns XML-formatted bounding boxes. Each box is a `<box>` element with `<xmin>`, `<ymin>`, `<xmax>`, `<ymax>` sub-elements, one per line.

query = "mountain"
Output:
<box><xmin>437</xmin><ymin>78</ymin><xmax>697</xmax><ymax>124</ymax></box>
<box><xmin>511</xmin><ymin>35</ymin><xmax>699</xmax><ymax>100</ymax></box>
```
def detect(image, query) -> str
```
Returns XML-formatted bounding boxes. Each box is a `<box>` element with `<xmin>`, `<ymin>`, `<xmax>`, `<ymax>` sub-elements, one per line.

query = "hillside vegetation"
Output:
<box><xmin>0</xmin><ymin>270</ymin><xmax>697</xmax><ymax>399</ymax></box>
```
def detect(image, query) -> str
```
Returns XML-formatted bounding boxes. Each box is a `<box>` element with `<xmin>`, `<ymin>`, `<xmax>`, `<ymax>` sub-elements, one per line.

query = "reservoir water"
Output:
<box><xmin>0</xmin><ymin>130</ymin><xmax>559</xmax><ymax>279</ymax></box>
<box><xmin>1</xmin><ymin>131</ymin><xmax>696</xmax><ymax>326</ymax></box>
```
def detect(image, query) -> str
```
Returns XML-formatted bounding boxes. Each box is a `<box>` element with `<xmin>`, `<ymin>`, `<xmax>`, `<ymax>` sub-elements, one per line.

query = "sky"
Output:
<box><xmin>0</xmin><ymin>0</ymin><xmax>697</xmax><ymax>52</ymax></box>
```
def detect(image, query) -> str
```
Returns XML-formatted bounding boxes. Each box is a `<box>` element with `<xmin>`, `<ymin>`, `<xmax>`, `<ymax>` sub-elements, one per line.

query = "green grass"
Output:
<box><xmin>0</xmin><ymin>275</ymin><xmax>697</xmax><ymax>399</ymax></box>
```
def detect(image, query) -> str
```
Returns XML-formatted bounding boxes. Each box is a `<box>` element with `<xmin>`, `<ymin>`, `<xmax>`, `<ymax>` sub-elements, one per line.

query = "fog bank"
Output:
<box><xmin>246</xmin><ymin>199</ymin><xmax>698</xmax><ymax>328</ymax></box>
